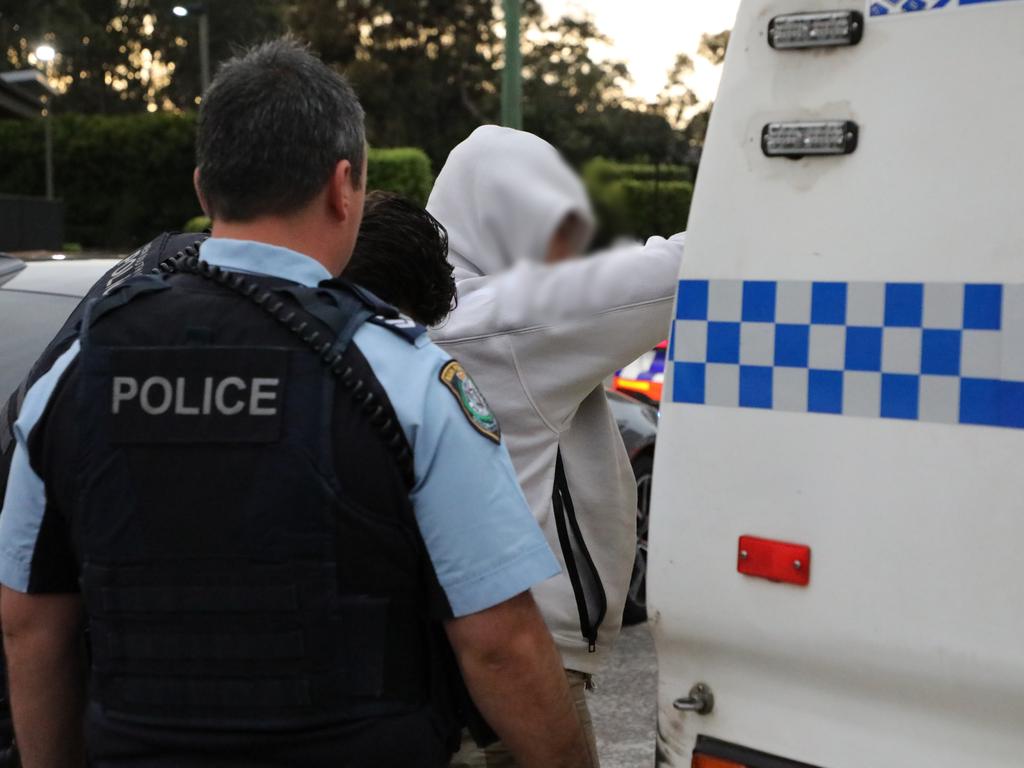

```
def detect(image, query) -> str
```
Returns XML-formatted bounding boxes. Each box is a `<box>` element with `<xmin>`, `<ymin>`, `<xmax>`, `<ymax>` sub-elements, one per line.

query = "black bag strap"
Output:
<box><xmin>552</xmin><ymin>449</ymin><xmax>608</xmax><ymax>652</ymax></box>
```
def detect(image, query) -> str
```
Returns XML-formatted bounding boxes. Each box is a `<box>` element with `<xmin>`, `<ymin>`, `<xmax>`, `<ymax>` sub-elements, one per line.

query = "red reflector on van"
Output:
<box><xmin>737</xmin><ymin>535</ymin><xmax>811</xmax><ymax>586</ymax></box>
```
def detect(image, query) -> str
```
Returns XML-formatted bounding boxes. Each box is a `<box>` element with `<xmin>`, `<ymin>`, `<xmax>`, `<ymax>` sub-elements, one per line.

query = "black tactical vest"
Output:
<box><xmin>69</xmin><ymin>255</ymin><xmax>459</xmax><ymax>763</ymax></box>
<box><xmin>1</xmin><ymin>231</ymin><xmax>209</xmax><ymax>505</ymax></box>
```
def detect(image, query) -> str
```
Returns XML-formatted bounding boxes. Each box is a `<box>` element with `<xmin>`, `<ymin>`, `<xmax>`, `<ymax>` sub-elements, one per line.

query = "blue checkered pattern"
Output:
<box><xmin>870</xmin><ymin>0</ymin><xmax>1021</xmax><ymax>15</ymax></box>
<box><xmin>669</xmin><ymin>279</ymin><xmax>1024</xmax><ymax>430</ymax></box>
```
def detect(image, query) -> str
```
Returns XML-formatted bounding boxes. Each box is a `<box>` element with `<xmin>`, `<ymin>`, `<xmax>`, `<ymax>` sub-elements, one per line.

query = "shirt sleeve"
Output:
<box><xmin>0</xmin><ymin>341</ymin><xmax>81</xmax><ymax>593</ymax></box>
<box><xmin>353</xmin><ymin>324</ymin><xmax>560</xmax><ymax>618</ymax></box>
<box><xmin>507</xmin><ymin>234</ymin><xmax>684</xmax><ymax>428</ymax></box>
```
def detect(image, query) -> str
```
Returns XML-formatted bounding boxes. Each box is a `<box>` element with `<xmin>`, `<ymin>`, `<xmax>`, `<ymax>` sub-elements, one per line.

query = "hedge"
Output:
<box><xmin>0</xmin><ymin>113</ymin><xmax>434</xmax><ymax>248</ymax></box>
<box><xmin>583</xmin><ymin>158</ymin><xmax>694</xmax><ymax>243</ymax></box>
<box><xmin>615</xmin><ymin>180</ymin><xmax>692</xmax><ymax>240</ymax></box>
<box><xmin>0</xmin><ymin>111</ymin><xmax>689</xmax><ymax>248</ymax></box>
<box><xmin>0</xmin><ymin>113</ymin><xmax>198</xmax><ymax>248</ymax></box>
<box><xmin>582</xmin><ymin>157</ymin><xmax>694</xmax><ymax>187</ymax></box>
<box><xmin>367</xmin><ymin>148</ymin><xmax>433</xmax><ymax>207</ymax></box>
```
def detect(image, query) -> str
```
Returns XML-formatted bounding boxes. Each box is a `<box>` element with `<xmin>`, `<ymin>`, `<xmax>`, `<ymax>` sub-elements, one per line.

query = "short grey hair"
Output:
<box><xmin>196</xmin><ymin>37</ymin><xmax>366</xmax><ymax>222</ymax></box>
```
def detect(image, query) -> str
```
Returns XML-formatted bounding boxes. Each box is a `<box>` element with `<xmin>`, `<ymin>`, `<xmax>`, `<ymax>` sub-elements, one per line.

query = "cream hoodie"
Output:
<box><xmin>428</xmin><ymin>126</ymin><xmax>684</xmax><ymax>673</ymax></box>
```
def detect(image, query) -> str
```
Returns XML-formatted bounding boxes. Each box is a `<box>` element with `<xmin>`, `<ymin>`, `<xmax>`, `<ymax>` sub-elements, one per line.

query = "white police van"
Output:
<box><xmin>649</xmin><ymin>1</ymin><xmax>1024</xmax><ymax>766</ymax></box>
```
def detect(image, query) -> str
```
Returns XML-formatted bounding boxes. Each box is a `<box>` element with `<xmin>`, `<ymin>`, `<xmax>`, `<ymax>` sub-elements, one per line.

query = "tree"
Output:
<box><xmin>1</xmin><ymin>1</ymin><xmax>285</xmax><ymax>114</ymax></box>
<box><xmin>698</xmin><ymin>29</ymin><xmax>730</xmax><ymax>66</ymax></box>
<box><xmin>656</xmin><ymin>52</ymin><xmax>698</xmax><ymax>131</ymax></box>
<box><xmin>681</xmin><ymin>105</ymin><xmax>712</xmax><ymax>161</ymax></box>
<box><xmin>680</xmin><ymin>29</ymin><xmax>732</xmax><ymax>162</ymax></box>
<box><xmin>288</xmin><ymin>0</ymin><xmax>504</xmax><ymax>166</ymax></box>
<box><xmin>5</xmin><ymin>1</ymin><xmax>690</xmax><ymax>168</ymax></box>
<box><xmin>517</xmin><ymin>9</ymin><xmax>686</xmax><ymax>164</ymax></box>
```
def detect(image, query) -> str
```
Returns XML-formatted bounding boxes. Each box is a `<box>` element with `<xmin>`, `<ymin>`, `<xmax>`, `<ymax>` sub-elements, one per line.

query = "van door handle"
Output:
<box><xmin>673</xmin><ymin>683</ymin><xmax>714</xmax><ymax>715</ymax></box>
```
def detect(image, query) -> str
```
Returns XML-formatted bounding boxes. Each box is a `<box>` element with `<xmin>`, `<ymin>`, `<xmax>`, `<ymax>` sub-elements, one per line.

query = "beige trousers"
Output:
<box><xmin>448</xmin><ymin>669</ymin><xmax>600</xmax><ymax>767</ymax></box>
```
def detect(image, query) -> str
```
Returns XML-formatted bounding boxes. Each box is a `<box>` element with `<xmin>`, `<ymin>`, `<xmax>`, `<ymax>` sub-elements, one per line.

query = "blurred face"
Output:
<box><xmin>546</xmin><ymin>213</ymin><xmax>588</xmax><ymax>264</ymax></box>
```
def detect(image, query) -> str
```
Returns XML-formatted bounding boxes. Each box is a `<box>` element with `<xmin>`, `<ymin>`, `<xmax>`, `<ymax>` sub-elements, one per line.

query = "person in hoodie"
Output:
<box><xmin>430</xmin><ymin>126</ymin><xmax>685</xmax><ymax>766</ymax></box>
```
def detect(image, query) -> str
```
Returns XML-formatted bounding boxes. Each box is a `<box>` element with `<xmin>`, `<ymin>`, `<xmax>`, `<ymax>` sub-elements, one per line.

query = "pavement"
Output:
<box><xmin>591</xmin><ymin>623</ymin><xmax>658</xmax><ymax>768</ymax></box>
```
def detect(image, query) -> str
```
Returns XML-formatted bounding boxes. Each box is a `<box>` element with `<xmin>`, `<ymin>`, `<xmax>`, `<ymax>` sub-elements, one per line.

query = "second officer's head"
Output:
<box><xmin>344</xmin><ymin>192</ymin><xmax>456</xmax><ymax>327</ymax></box>
<box><xmin>193</xmin><ymin>38</ymin><xmax>367</xmax><ymax>276</ymax></box>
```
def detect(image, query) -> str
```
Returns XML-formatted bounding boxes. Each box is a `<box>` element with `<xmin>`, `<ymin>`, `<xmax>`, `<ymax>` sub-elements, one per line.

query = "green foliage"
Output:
<box><xmin>519</xmin><ymin>13</ymin><xmax>689</xmax><ymax>165</ymax></box>
<box><xmin>615</xmin><ymin>180</ymin><xmax>692</xmax><ymax>240</ymax></box>
<box><xmin>2</xmin><ymin>0</ymin><xmax>286</xmax><ymax>114</ymax></box>
<box><xmin>367</xmin><ymin>148</ymin><xmax>433</xmax><ymax>206</ymax></box>
<box><xmin>0</xmin><ymin>112</ymin><xmax>435</xmax><ymax>247</ymax></box>
<box><xmin>183</xmin><ymin>215</ymin><xmax>211</xmax><ymax>232</ymax></box>
<box><xmin>583</xmin><ymin>158</ymin><xmax>693</xmax><ymax>244</ymax></box>
<box><xmin>656</xmin><ymin>53</ymin><xmax>699</xmax><ymax>131</ymax></box>
<box><xmin>0</xmin><ymin>113</ymin><xmax>198</xmax><ymax>247</ymax></box>
<box><xmin>698</xmin><ymin>30</ymin><xmax>731</xmax><ymax>66</ymax></box>
<box><xmin>2</xmin><ymin>1</ymin><xmax>699</xmax><ymax>167</ymax></box>
<box><xmin>291</xmin><ymin>0</ymin><xmax>503</xmax><ymax>166</ymax></box>
<box><xmin>583</xmin><ymin>158</ymin><xmax>693</xmax><ymax>186</ymax></box>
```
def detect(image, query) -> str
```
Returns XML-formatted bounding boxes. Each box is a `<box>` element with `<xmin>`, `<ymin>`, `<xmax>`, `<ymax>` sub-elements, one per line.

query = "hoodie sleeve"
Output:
<box><xmin>445</xmin><ymin>233</ymin><xmax>684</xmax><ymax>430</ymax></box>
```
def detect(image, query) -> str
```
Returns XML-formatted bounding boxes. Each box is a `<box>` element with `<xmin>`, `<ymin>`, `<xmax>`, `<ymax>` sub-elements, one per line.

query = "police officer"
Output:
<box><xmin>0</xmin><ymin>39</ymin><xmax>593</xmax><ymax>768</ymax></box>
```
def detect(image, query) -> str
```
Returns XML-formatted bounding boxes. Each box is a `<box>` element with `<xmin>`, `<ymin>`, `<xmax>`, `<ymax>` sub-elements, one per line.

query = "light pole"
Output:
<box><xmin>501</xmin><ymin>0</ymin><xmax>522</xmax><ymax>129</ymax></box>
<box><xmin>173</xmin><ymin>4</ymin><xmax>210</xmax><ymax>95</ymax></box>
<box><xmin>35</xmin><ymin>44</ymin><xmax>56</xmax><ymax>201</ymax></box>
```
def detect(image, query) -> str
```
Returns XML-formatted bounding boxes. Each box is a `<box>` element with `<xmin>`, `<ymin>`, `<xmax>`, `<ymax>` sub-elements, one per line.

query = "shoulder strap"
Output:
<box><xmin>552</xmin><ymin>449</ymin><xmax>608</xmax><ymax>652</ymax></box>
<box><xmin>328</xmin><ymin>277</ymin><xmax>400</xmax><ymax>319</ymax></box>
<box><xmin>324</xmin><ymin>277</ymin><xmax>428</xmax><ymax>345</ymax></box>
<box><xmin>79</xmin><ymin>276</ymin><xmax>172</xmax><ymax>347</ymax></box>
<box><xmin>273</xmin><ymin>285</ymin><xmax>374</xmax><ymax>362</ymax></box>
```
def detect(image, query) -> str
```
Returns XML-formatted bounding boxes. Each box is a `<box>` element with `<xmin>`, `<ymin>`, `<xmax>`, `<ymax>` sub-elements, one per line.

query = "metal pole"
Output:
<box><xmin>43</xmin><ymin>98</ymin><xmax>54</xmax><ymax>200</ymax></box>
<box><xmin>501</xmin><ymin>0</ymin><xmax>522</xmax><ymax>129</ymax></box>
<box><xmin>198</xmin><ymin>11</ymin><xmax>211</xmax><ymax>94</ymax></box>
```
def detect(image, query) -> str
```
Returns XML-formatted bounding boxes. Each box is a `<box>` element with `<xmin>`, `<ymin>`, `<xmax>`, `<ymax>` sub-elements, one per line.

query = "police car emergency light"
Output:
<box><xmin>761</xmin><ymin>120</ymin><xmax>858</xmax><ymax>158</ymax></box>
<box><xmin>768</xmin><ymin>11</ymin><xmax>864</xmax><ymax>49</ymax></box>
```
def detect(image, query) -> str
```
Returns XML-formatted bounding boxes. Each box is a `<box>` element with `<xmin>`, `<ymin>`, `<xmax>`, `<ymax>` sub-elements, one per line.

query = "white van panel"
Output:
<box><xmin>650</xmin><ymin>1</ymin><xmax>1024</xmax><ymax>766</ymax></box>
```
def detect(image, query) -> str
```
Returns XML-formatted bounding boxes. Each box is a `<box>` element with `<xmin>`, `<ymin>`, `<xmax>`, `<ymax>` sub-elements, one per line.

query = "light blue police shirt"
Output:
<box><xmin>0</xmin><ymin>238</ymin><xmax>559</xmax><ymax>616</ymax></box>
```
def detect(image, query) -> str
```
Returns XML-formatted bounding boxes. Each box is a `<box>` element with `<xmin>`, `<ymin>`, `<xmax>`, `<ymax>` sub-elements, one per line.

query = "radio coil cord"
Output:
<box><xmin>156</xmin><ymin>241</ymin><xmax>416</xmax><ymax>489</ymax></box>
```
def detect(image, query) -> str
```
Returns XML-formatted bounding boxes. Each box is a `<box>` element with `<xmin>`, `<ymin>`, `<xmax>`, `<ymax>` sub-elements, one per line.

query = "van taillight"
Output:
<box><xmin>693</xmin><ymin>756</ymin><xmax>746</xmax><ymax>768</ymax></box>
<box><xmin>693</xmin><ymin>736</ymin><xmax>826</xmax><ymax>768</ymax></box>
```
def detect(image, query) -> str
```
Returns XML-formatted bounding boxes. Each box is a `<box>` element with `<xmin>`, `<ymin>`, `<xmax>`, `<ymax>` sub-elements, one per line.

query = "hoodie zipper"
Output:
<box><xmin>552</xmin><ymin>450</ymin><xmax>607</xmax><ymax>652</ymax></box>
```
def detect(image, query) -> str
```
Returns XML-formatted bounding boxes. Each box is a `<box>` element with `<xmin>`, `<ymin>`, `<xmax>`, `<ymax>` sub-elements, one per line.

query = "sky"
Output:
<box><xmin>540</xmin><ymin>0</ymin><xmax>742</xmax><ymax>105</ymax></box>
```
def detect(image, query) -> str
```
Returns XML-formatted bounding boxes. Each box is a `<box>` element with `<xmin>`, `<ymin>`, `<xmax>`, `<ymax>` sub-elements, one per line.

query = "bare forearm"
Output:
<box><xmin>447</xmin><ymin>593</ymin><xmax>593</xmax><ymax>768</ymax></box>
<box><xmin>2</xmin><ymin>590</ymin><xmax>85</xmax><ymax>768</ymax></box>
<box><xmin>462</xmin><ymin>639</ymin><xmax>590</xmax><ymax>767</ymax></box>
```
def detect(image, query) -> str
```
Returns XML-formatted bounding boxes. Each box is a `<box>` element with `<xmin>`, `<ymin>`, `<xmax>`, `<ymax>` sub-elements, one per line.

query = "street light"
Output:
<box><xmin>173</xmin><ymin>4</ymin><xmax>210</xmax><ymax>95</ymax></box>
<box><xmin>34</xmin><ymin>44</ymin><xmax>57</xmax><ymax>201</ymax></box>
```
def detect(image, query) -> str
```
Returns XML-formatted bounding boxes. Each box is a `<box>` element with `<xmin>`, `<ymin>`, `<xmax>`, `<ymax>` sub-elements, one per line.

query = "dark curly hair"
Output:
<box><xmin>343</xmin><ymin>191</ymin><xmax>456</xmax><ymax>327</ymax></box>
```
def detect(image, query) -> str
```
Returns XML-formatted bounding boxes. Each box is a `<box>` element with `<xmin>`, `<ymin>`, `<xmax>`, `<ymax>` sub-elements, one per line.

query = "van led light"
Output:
<box><xmin>761</xmin><ymin>120</ymin><xmax>858</xmax><ymax>158</ymax></box>
<box><xmin>768</xmin><ymin>11</ymin><xmax>863</xmax><ymax>49</ymax></box>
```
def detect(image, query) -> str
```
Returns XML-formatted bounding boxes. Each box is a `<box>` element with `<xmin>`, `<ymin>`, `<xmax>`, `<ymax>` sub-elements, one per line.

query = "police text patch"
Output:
<box><xmin>439</xmin><ymin>360</ymin><xmax>501</xmax><ymax>443</ymax></box>
<box><xmin>106</xmin><ymin>347</ymin><xmax>289</xmax><ymax>443</ymax></box>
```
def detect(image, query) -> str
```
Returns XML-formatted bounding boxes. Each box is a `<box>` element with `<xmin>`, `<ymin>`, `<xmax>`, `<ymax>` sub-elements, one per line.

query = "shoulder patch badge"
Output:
<box><xmin>439</xmin><ymin>360</ymin><xmax>501</xmax><ymax>443</ymax></box>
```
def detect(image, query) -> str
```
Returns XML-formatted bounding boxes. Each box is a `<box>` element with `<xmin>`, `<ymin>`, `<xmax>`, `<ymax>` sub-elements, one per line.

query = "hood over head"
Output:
<box><xmin>427</xmin><ymin>126</ymin><xmax>595</xmax><ymax>279</ymax></box>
